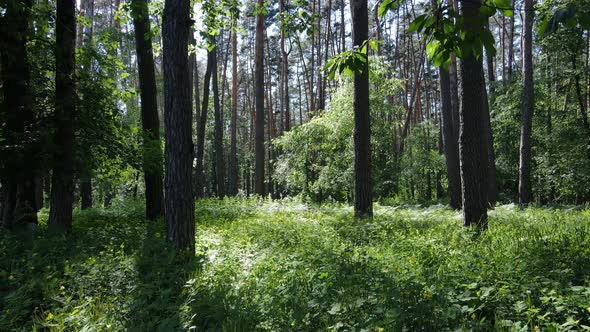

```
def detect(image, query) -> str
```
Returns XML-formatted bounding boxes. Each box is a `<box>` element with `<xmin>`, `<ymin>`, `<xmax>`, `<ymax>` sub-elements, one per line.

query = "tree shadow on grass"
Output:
<box><xmin>124</xmin><ymin>221</ymin><xmax>199</xmax><ymax>331</ymax></box>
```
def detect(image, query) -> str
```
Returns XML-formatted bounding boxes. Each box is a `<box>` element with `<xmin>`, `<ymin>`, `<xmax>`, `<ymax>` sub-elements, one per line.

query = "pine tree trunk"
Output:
<box><xmin>0</xmin><ymin>0</ymin><xmax>38</xmax><ymax>227</ymax></box>
<box><xmin>212</xmin><ymin>45</ymin><xmax>226</xmax><ymax>197</ymax></box>
<box><xmin>351</xmin><ymin>0</ymin><xmax>372</xmax><ymax>218</ymax></box>
<box><xmin>481</xmin><ymin>70</ymin><xmax>498</xmax><ymax>206</ymax></box>
<box><xmin>254</xmin><ymin>0</ymin><xmax>266</xmax><ymax>196</ymax></box>
<box><xmin>438</xmin><ymin>66</ymin><xmax>462</xmax><ymax>209</ymax></box>
<box><xmin>518</xmin><ymin>0</ymin><xmax>534</xmax><ymax>205</ymax></box>
<box><xmin>458</xmin><ymin>0</ymin><xmax>488</xmax><ymax>229</ymax></box>
<box><xmin>195</xmin><ymin>49</ymin><xmax>214</xmax><ymax>199</ymax></box>
<box><xmin>162</xmin><ymin>0</ymin><xmax>195</xmax><ymax>252</ymax></box>
<box><xmin>49</xmin><ymin>0</ymin><xmax>77</xmax><ymax>231</ymax></box>
<box><xmin>80</xmin><ymin>178</ymin><xmax>92</xmax><ymax>209</ymax></box>
<box><xmin>131</xmin><ymin>0</ymin><xmax>164</xmax><ymax>219</ymax></box>
<box><xmin>230</xmin><ymin>29</ymin><xmax>239</xmax><ymax>195</ymax></box>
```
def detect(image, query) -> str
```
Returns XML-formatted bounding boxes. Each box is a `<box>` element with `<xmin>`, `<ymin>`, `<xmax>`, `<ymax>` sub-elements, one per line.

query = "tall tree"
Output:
<box><xmin>79</xmin><ymin>0</ymin><xmax>94</xmax><ymax>210</ymax></box>
<box><xmin>280</xmin><ymin>0</ymin><xmax>291</xmax><ymax>132</ymax></box>
<box><xmin>351</xmin><ymin>0</ymin><xmax>372</xmax><ymax>218</ymax></box>
<box><xmin>518</xmin><ymin>0</ymin><xmax>535</xmax><ymax>205</ymax></box>
<box><xmin>254</xmin><ymin>0</ymin><xmax>266</xmax><ymax>196</ymax></box>
<box><xmin>162</xmin><ymin>0</ymin><xmax>194</xmax><ymax>251</ymax></box>
<box><xmin>131</xmin><ymin>0</ymin><xmax>164</xmax><ymax>219</ymax></box>
<box><xmin>458</xmin><ymin>0</ymin><xmax>488</xmax><ymax>228</ymax></box>
<box><xmin>438</xmin><ymin>66</ymin><xmax>462</xmax><ymax>209</ymax></box>
<box><xmin>212</xmin><ymin>42</ymin><xmax>226</xmax><ymax>197</ymax></box>
<box><xmin>0</xmin><ymin>0</ymin><xmax>38</xmax><ymax>227</ymax></box>
<box><xmin>49</xmin><ymin>0</ymin><xmax>76</xmax><ymax>231</ymax></box>
<box><xmin>230</xmin><ymin>27</ymin><xmax>239</xmax><ymax>195</ymax></box>
<box><xmin>194</xmin><ymin>48</ymin><xmax>214</xmax><ymax>199</ymax></box>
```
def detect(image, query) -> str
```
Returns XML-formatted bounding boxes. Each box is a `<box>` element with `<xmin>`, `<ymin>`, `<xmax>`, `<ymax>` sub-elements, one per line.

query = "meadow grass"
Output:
<box><xmin>1</xmin><ymin>198</ymin><xmax>589</xmax><ymax>331</ymax></box>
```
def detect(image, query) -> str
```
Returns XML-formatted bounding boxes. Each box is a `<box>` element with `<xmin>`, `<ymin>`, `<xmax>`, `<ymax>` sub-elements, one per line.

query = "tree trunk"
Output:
<box><xmin>438</xmin><ymin>66</ymin><xmax>462</xmax><ymax>209</ymax></box>
<box><xmin>212</xmin><ymin>44</ymin><xmax>226</xmax><ymax>197</ymax></box>
<box><xmin>162</xmin><ymin>0</ymin><xmax>195</xmax><ymax>251</ymax></box>
<box><xmin>0</xmin><ymin>0</ymin><xmax>38</xmax><ymax>227</ymax></box>
<box><xmin>481</xmin><ymin>70</ymin><xmax>498</xmax><ymax>205</ymax></box>
<box><xmin>518</xmin><ymin>0</ymin><xmax>534</xmax><ymax>206</ymax></box>
<box><xmin>458</xmin><ymin>0</ymin><xmax>488</xmax><ymax>229</ymax></box>
<box><xmin>82</xmin><ymin>0</ymin><xmax>94</xmax><ymax>43</ymax></box>
<box><xmin>507</xmin><ymin>0</ymin><xmax>515</xmax><ymax>82</ymax></box>
<box><xmin>351</xmin><ymin>0</ymin><xmax>372</xmax><ymax>218</ymax></box>
<box><xmin>195</xmin><ymin>49</ymin><xmax>214</xmax><ymax>199</ymax></box>
<box><xmin>254</xmin><ymin>0</ymin><xmax>266</xmax><ymax>196</ymax></box>
<box><xmin>230</xmin><ymin>28</ymin><xmax>239</xmax><ymax>196</ymax></box>
<box><xmin>131</xmin><ymin>0</ymin><xmax>164</xmax><ymax>220</ymax></box>
<box><xmin>80</xmin><ymin>178</ymin><xmax>92</xmax><ymax>209</ymax></box>
<box><xmin>193</xmin><ymin>59</ymin><xmax>201</xmax><ymax>195</ymax></box>
<box><xmin>280</xmin><ymin>0</ymin><xmax>291</xmax><ymax>132</ymax></box>
<box><xmin>49</xmin><ymin>0</ymin><xmax>77</xmax><ymax>231</ymax></box>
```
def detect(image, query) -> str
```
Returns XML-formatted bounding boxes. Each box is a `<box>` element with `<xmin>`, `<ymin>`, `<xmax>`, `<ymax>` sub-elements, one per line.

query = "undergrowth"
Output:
<box><xmin>1</xmin><ymin>199</ymin><xmax>590</xmax><ymax>331</ymax></box>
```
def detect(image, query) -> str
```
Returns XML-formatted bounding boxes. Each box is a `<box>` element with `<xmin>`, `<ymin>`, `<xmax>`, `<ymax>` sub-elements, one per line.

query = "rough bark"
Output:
<box><xmin>458</xmin><ymin>0</ymin><xmax>488</xmax><ymax>229</ymax></box>
<box><xmin>351</xmin><ymin>0</ymin><xmax>372</xmax><ymax>218</ymax></box>
<box><xmin>518</xmin><ymin>0</ymin><xmax>534</xmax><ymax>205</ymax></box>
<box><xmin>162</xmin><ymin>0</ymin><xmax>195</xmax><ymax>252</ymax></box>
<box><xmin>131</xmin><ymin>0</ymin><xmax>164</xmax><ymax>219</ymax></box>
<box><xmin>254</xmin><ymin>0</ymin><xmax>266</xmax><ymax>196</ymax></box>
<box><xmin>49</xmin><ymin>0</ymin><xmax>77</xmax><ymax>231</ymax></box>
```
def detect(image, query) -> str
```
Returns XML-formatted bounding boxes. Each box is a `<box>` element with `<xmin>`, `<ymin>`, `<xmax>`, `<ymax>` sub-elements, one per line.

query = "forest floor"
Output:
<box><xmin>1</xmin><ymin>199</ymin><xmax>590</xmax><ymax>331</ymax></box>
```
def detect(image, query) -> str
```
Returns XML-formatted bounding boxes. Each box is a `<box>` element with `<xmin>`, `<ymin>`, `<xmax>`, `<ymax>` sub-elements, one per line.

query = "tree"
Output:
<box><xmin>230</xmin><ymin>27</ymin><xmax>239</xmax><ymax>195</ymax></box>
<box><xmin>162</xmin><ymin>0</ymin><xmax>194</xmax><ymax>251</ymax></box>
<box><xmin>254</xmin><ymin>0</ymin><xmax>266</xmax><ymax>196</ymax></box>
<box><xmin>438</xmin><ymin>66</ymin><xmax>462</xmax><ymax>209</ymax></box>
<box><xmin>79</xmin><ymin>0</ymin><xmax>94</xmax><ymax>210</ymax></box>
<box><xmin>212</xmin><ymin>41</ymin><xmax>226</xmax><ymax>197</ymax></box>
<box><xmin>351</xmin><ymin>0</ymin><xmax>372</xmax><ymax>218</ymax></box>
<box><xmin>458</xmin><ymin>0</ymin><xmax>488</xmax><ymax>228</ymax></box>
<box><xmin>0</xmin><ymin>0</ymin><xmax>39</xmax><ymax>227</ymax></box>
<box><xmin>518</xmin><ymin>0</ymin><xmax>535</xmax><ymax>205</ymax></box>
<box><xmin>49</xmin><ymin>0</ymin><xmax>77</xmax><ymax>231</ymax></box>
<box><xmin>131</xmin><ymin>0</ymin><xmax>164</xmax><ymax>219</ymax></box>
<box><xmin>195</xmin><ymin>47</ymin><xmax>214</xmax><ymax>199</ymax></box>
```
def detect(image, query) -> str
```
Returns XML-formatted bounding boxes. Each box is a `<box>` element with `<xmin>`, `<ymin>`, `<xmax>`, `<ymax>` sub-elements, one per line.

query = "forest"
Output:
<box><xmin>1</xmin><ymin>0</ymin><xmax>590</xmax><ymax>330</ymax></box>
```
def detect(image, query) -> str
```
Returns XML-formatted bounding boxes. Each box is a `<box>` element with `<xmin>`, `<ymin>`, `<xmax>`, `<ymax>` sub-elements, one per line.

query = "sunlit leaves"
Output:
<box><xmin>324</xmin><ymin>40</ymin><xmax>378</xmax><ymax>80</ymax></box>
<box><xmin>378</xmin><ymin>0</ymin><xmax>404</xmax><ymax>18</ymax></box>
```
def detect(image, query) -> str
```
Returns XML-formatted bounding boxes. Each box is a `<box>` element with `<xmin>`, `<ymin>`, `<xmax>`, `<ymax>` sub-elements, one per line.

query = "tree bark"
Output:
<box><xmin>481</xmin><ymin>70</ymin><xmax>498</xmax><ymax>205</ymax></box>
<box><xmin>131</xmin><ymin>0</ymin><xmax>164</xmax><ymax>219</ymax></box>
<box><xmin>438</xmin><ymin>66</ymin><xmax>462</xmax><ymax>209</ymax></box>
<box><xmin>458</xmin><ymin>0</ymin><xmax>488</xmax><ymax>229</ymax></box>
<box><xmin>518</xmin><ymin>0</ymin><xmax>534</xmax><ymax>205</ymax></box>
<box><xmin>351</xmin><ymin>0</ymin><xmax>372</xmax><ymax>218</ymax></box>
<box><xmin>507</xmin><ymin>0</ymin><xmax>515</xmax><ymax>82</ymax></box>
<box><xmin>162</xmin><ymin>0</ymin><xmax>195</xmax><ymax>252</ymax></box>
<box><xmin>254</xmin><ymin>0</ymin><xmax>266</xmax><ymax>196</ymax></box>
<box><xmin>230</xmin><ymin>28</ymin><xmax>239</xmax><ymax>195</ymax></box>
<box><xmin>49</xmin><ymin>0</ymin><xmax>77</xmax><ymax>231</ymax></box>
<box><xmin>0</xmin><ymin>0</ymin><xmax>39</xmax><ymax>227</ymax></box>
<box><xmin>212</xmin><ymin>44</ymin><xmax>225</xmax><ymax>197</ymax></box>
<box><xmin>195</xmin><ymin>48</ymin><xmax>214</xmax><ymax>199</ymax></box>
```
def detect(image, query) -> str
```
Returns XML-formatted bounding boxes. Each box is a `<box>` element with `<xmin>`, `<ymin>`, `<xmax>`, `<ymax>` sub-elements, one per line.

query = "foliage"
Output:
<box><xmin>2</xmin><ymin>200</ymin><xmax>590</xmax><ymax>330</ymax></box>
<box><xmin>275</xmin><ymin>58</ymin><xmax>407</xmax><ymax>202</ymax></box>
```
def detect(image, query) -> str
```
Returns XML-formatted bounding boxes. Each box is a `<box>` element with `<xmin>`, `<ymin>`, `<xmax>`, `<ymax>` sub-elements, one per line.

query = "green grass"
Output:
<box><xmin>1</xmin><ymin>199</ymin><xmax>590</xmax><ymax>331</ymax></box>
